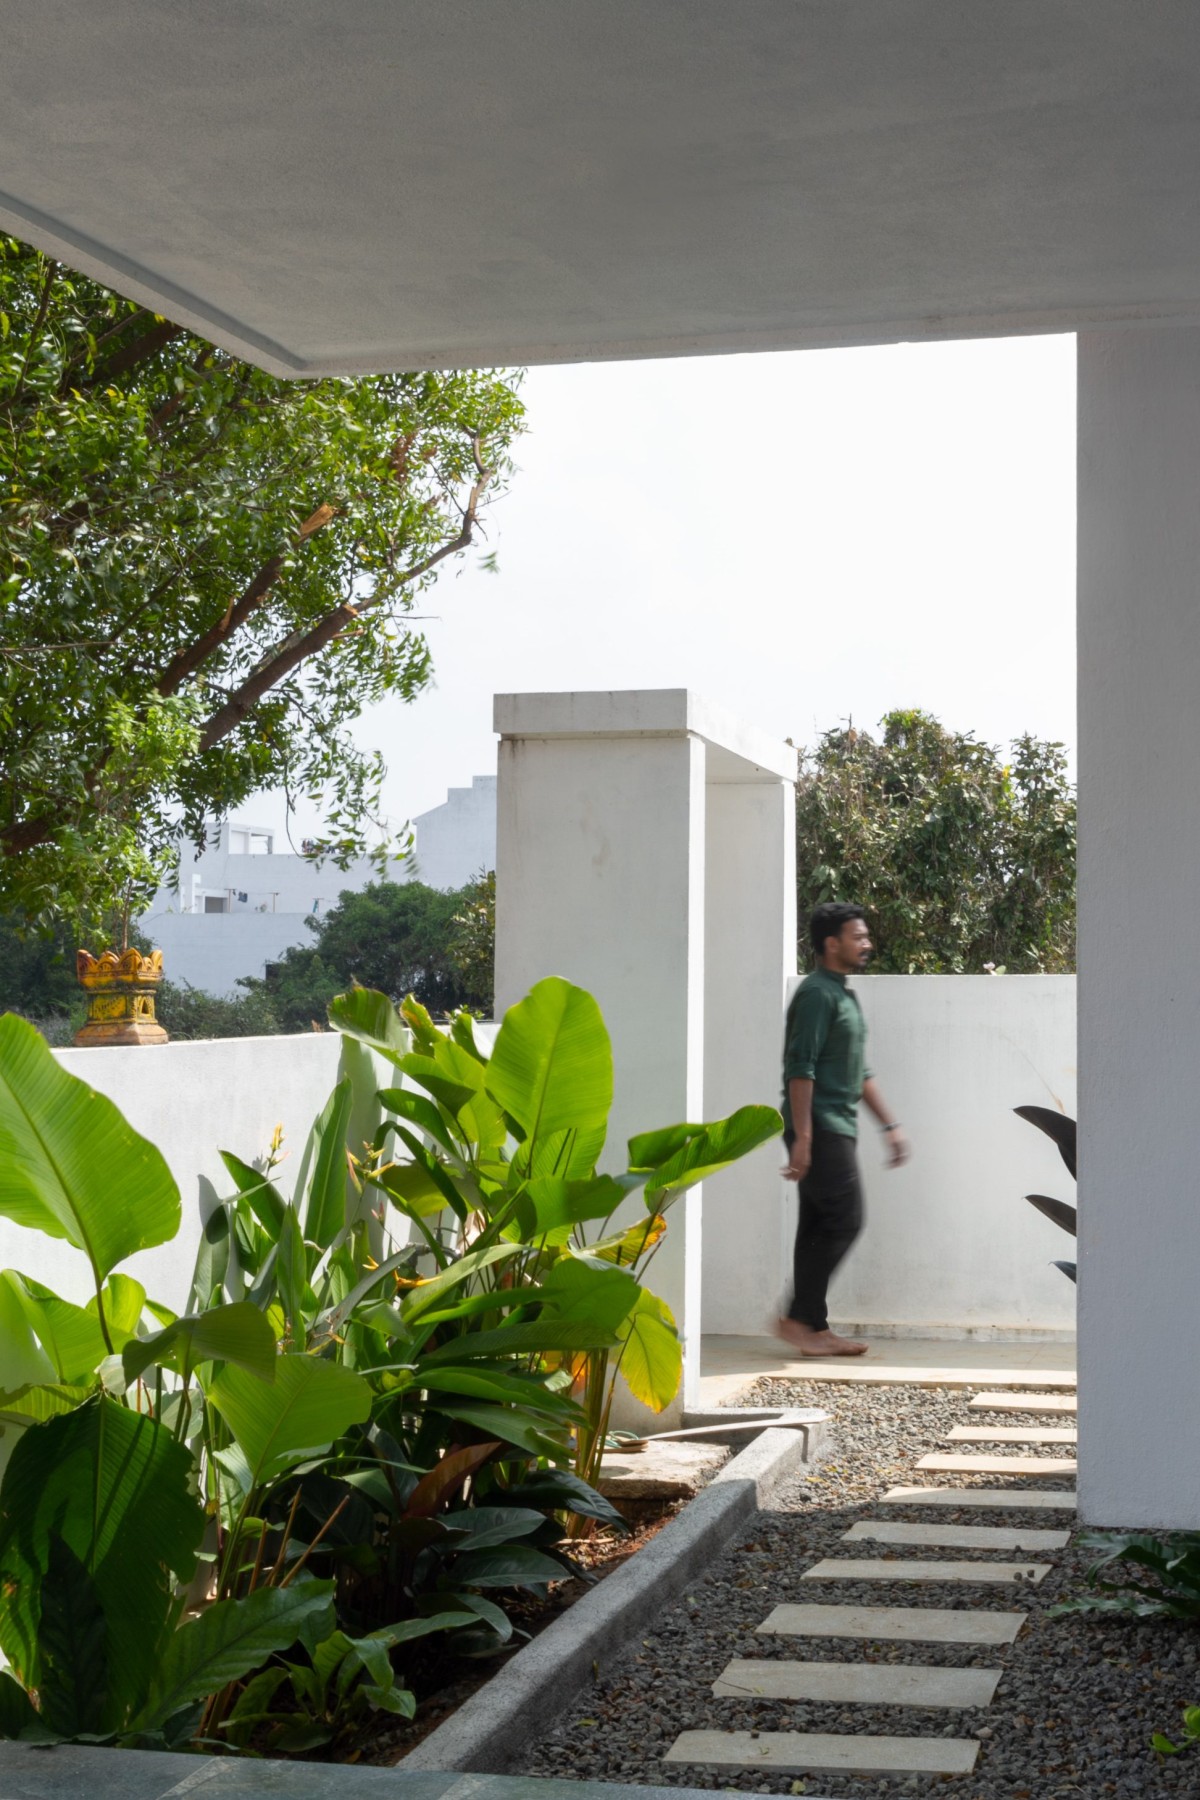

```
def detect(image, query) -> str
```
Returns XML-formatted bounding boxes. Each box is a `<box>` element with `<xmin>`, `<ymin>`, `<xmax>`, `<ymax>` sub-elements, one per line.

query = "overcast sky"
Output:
<box><xmin>256</xmin><ymin>332</ymin><xmax>1076</xmax><ymax>841</ymax></box>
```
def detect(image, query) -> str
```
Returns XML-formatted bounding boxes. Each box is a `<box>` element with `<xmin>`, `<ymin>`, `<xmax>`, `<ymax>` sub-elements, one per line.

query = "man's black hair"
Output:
<box><xmin>809</xmin><ymin>901</ymin><xmax>867</xmax><ymax>958</ymax></box>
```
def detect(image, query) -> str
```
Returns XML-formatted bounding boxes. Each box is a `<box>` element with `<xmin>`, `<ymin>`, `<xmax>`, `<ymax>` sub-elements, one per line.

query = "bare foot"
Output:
<box><xmin>776</xmin><ymin>1317</ymin><xmax>868</xmax><ymax>1358</ymax></box>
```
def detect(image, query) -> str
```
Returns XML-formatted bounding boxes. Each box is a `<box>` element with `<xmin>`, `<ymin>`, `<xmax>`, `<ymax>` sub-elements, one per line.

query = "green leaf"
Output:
<box><xmin>450</xmin><ymin>1543</ymin><xmax>568</xmax><ymax>1588</ymax></box>
<box><xmin>401</xmin><ymin>1243</ymin><xmax>523</xmax><ymax>1321</ymax></box>
<box><xmin>540</xmin><ymin>1253</ymin><xmax>640</xmax><ymax>1332</ymax></box>
<box><xmin>0</xmin><ymin>1397</ymin><xmax>203</xmax><ymax>1731</ymax></box>
<box><xmin>0</xmin><ymin>1670</ymin><xmax>38</xmax><ymax>1738</ymax></box>
<box><xmin>616</xmin><ymin>1287</ymin><xmax>681</xmax><ymax>1412</ymax></box>
<box><xmin>638</xmin><ymin>1105</ymin><xmax>782</xmax><ymax>1207</ymax></box>
<box><xmin>420</xmin><ymin>1365</ymin><xmax>581</xmax><ymax>1414</ymax></box>
<box><xmin>131</xmin><ymin>1581</ymin><xmax>336</xmax><ymax>1733</ymax></box>
<box><xmin>122</xmin><ymin>1301</ymin><xmax>277</xmax><ymax>1385</ymax></box>
<box><xmin>276</xmin><ymin>1207</ymin><xmax>310</xmax><ymax>1343</ymax></box>
<box><xmin>328</xmin><ymin>987</ymin><xmax>410</xmax><ymax>1065</ymax></box>
<box><xmin>485</xmin><ymin>978</ymin><xmax>612</xmax><ymax>1157</ymax></box>
<box><xmin>302</xmin><ymin>1078</ymin><xmax>353</xmax><ymax>1250</ymax></box>
<box><xmin>418</xmin><ymin>1319</ymin><xmax>619</xmax><ymax>1365</ymax></box>
<box><xmin>0</xmin><ymin>1015</ymin><xmax>180</xmax><ymax>1284</ymax></box>
<box><xmin>219</xmin><ymin>1151</ymin><xmax>285</xmax><ymax>1236</ymax></box>
<box><xmin>205</xmin><ymin>1354</ymin><xmax>372</xmax><ymax>1486</ymax></box>
<box><xmin>36</xmin><ymin>1534</ymin><xmax>109</xmax><ymax>1737</ymax></box>
<box><xmin>0</xmin><ymin>1271</ymin><xmax>59</xmax><ymax>1396</ymax></box>
<box><xmin>1</xmin><ymin>1276</ymin><xmax>107</xmax><ymax>1382</ymax></box>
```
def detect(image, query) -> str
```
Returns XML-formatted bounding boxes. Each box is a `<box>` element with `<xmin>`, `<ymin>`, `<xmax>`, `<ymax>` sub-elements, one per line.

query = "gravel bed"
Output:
<box><xmin>515</xmin><ymin>1377</ymin><xmax>1200</xmax><ymax>1798</ymax></box>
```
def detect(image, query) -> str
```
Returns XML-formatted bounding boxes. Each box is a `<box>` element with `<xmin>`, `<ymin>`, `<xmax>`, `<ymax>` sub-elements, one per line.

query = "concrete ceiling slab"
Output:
<box><xmin>3</xmin><ymin>1</ymin><xmax>1200</xmax><ymax>376</ymax></box>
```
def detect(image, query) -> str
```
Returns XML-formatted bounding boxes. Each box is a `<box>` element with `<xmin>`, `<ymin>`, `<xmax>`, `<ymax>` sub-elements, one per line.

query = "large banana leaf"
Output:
<box><xmin>121</xmin><ymin>1301</ymin><xmax>278</xmax><ymax>1386</ymax></box>
<box><xmin>539</xmin><ymin>1253</ymin><xmax>639</xmax><ymax>1332</ymax></box>
<box><xmin>0</xmin><ymin>1397</ymin><xmax>203</xmax><ymax>1733</ymax></box>
<box><xmin>485</xmin><ymin>978</ymin><xmax>612</xmax><ymax>1154</ymax></box>
<box><xmin>616</xmin><ymin>1287</ymin><xmax>681</xmax><ymax>1411</ymax></box>
<box><xmin>636</xmin><ymin>1105</ymin><xmax>782</xmax><ymax>1207</ymax></box>
<box><xmin>3</xmin><ymin>1276</ymin><xmax>108</xmax><ymax>1382</ymax></box>
<box><xmin>302</xmin><ymin>1078</ymin><xmax>353</xmax><ymax>1250</ymax></box>
<box><xmin>0</xmin><ymin>1015</ymin><xmax>180</xmax><ymax>1285</ymax></box>
<box><xmin>129</xmin><ymin>1580</ymin><xmax>336</xmax><ymax>1734</ymax></box>
<box><xmin>327</xmin><ymin>987</ymin><xmax>410</xmax><ymax>1065</ymax></box>
<box><xmin>205</xmin><ymin>1354</ymin><xmax>372</xmax><ymax>1487</ymax></box>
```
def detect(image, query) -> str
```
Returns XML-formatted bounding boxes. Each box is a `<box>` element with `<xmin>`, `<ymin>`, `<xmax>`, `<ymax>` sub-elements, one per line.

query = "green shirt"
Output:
<box><xmin>781</xmin><ymin>965</ymin><xmax>871</xmax><ymax>1140</ymax></box>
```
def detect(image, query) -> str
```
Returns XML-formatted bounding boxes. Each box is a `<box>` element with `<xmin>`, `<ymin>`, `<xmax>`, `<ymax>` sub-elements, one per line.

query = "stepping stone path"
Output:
<box><xmin>917</xmin><ymin>1451</ymin><xmax>1077</xmax><ymax>1475</ymax></box>
<box><xmin>758</xmin><ymin>1601</ymin><xmax>1028</xmax><ymax>1644</ymax></box>
<box><xmin>664</xmin><ymin>1377</ymin><xmax>1078</xmax><ymax>1785</ymax></box>
<box><xmin>948</xmin><ymin>1423</ymin><xmax>1077</xmax><ymax>1444</ymax></box>
<box><xmin>882</xmin><ymin>1483</ymin><xmax>1075</xmax><ymax>1509</ymax></box>
<box><xmin>971</xmin><ymin>1389</ymin><xmax>1076</xmax><ymax>1414</ymax></box>
<box><xmin>842</xmin><ymin>1517</ymin><xmax>1070</xmax><ymax>1552</ymax></box>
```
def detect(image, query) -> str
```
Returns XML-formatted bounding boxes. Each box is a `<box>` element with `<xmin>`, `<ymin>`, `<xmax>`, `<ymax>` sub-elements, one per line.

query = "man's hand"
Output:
<box><xmin>783</xmin><ymin>1136</ymin><xmax>812</xmax><ymax>1182</ymax></box>
<box><xmin>884</xmin><ymin>1129</ymin><xmax>911</xmax><ymax>1169</ymax></box>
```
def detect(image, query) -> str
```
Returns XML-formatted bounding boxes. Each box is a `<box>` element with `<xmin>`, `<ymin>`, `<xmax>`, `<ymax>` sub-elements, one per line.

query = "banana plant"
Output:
<box><xmin>1015</xmin><ymin>1103</ymin><xmax>1077</xmax><ymax>1283</ymax></box>
<box><xmin>332</xmin><ymin>976</ymin><xmax>781</xmax><ymax>1508</ymax></box>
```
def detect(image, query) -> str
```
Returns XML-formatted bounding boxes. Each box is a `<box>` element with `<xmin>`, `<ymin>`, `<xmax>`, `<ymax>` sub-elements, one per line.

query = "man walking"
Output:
<box><xmin>779</xmin><ymin>902</ymin><xmax>909</xmax><ymax>1357</ymax></box>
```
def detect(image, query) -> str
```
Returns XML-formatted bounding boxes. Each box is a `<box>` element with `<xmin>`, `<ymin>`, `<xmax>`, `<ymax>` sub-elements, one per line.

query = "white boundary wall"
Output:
<box><xmin>702</xmin><ymin>975</ymin><xmax>1078</xmax><ymax>1342</ymax></box>
<box><xmin>17</xmin><ymin>1035</ymin><xmax>344</xmax><ymax>1311</ymax></box>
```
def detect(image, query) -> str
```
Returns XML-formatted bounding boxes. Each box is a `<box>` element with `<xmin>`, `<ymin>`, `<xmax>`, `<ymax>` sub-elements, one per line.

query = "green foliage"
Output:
<box><xmin>156</xmin><ymin>980</ymin><xmax>281</xmax><ymax>1041</ymax></box>
<box><xmin>242</xmin><ymin>878</ymin><xmax>494</xmax><ymax>1026</ymax></box>
<box><xmin>0</xmin><ymin>977</ymin><xmax>775</xmax><ymax>1749</ymax></box>
<box><xmin>795</xmin><ymin>710</ymin><xmax>1076</xmax><ymax>972</ymax></box>
<box><xmin>0</xmin><ymin>235</ymin><xmax>524</xmax><ymax>933</ymax></box>
<box><xmin>1153</xmin><ymin>1704</ymin><xmax>1200</xmax><ymax>1759</ymax></box>
<box><xmin>1014</xmin><ymin>1105</ymin><xmax>1077</xmax><ymax>1285</ymax></box>
<box><xmin>1052</xmin><ymin>1531</ymin><xmax>1200</xmax><ymax>1621</ymax></box>
<box><xmin>447</xmin><ymin>869</ymin><xmax>495</xmax><ymax>1014</ymax></box>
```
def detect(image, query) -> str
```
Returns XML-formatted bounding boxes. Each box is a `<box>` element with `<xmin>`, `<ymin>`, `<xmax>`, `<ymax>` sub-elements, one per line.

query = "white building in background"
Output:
<box><xmin>142</xmin><ymin>776</ymin><xmax>497</xmax><ymax>997</ymax></box>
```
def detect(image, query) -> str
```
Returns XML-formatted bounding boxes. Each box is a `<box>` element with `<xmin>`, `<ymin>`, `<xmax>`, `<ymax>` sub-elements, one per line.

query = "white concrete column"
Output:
<box><xmin>1077</xmin><ymin>329</ymin><xmax>1200</xmax><ymax>1528</ymax></box>
<box><xmin>701</xmin><ymin>775</ymin><xmax>797</xmax><ymax>1334</ymax></box>
<box><xmin>494</xmin><ymin>693</ymin><xmax>707</xmax><ymax>1428</ymax></box>
<box><xmin>493</xmin><ymin>691</ymin><xmax>797</xmax><ymax>1427</ymax></box>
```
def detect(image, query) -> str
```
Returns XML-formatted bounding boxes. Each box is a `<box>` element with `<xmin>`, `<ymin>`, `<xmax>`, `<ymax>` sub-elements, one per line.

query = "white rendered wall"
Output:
<box><xmin>411</xmin><ymin>775</ymin><xmax>497</xmax><ymax>890</ymax></box>
<box><xmin>701</xmin><ymin>779</ymin><xmax>797</xmax><ymax>1336</ymax></box>
<box><xmin>1077</xmin><ymin>329</ymin><xmax>1200</xmax><ymax>1529</ymax></box>
<box><xmin>701</xmin><ymin>975</ymin><xmax>1078</xmax><ymax>1342</ymax></box>
<box><xmin>495</xmin><ymin>725</ymin><xmax>707</xmax><ymax>1429</ymax></box>
<box><xmin>9</xmin><ymin>1036</ymin><xmax>344</xmax><ymax>1312</ymax></box>
<box><xmin>139</xmin><ymin>911</ymin><xmax>319</xmax><ymax>998</ymax></box>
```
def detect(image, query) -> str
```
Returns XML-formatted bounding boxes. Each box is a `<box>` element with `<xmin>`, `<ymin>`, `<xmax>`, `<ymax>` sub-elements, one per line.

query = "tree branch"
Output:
<box><xmin>153</xmin><ymin>502</ymin><xmax>339</xmax><ymax>698</ymax></box>
<box><xmin>196</xmin><ymin>450</ymin><xmax>494</xmax><ymax>753</ymax></box>
<box><xmin>12</xmin><ymin>259</ymin><xmax>58</xmax><ymax>399</ymax></box>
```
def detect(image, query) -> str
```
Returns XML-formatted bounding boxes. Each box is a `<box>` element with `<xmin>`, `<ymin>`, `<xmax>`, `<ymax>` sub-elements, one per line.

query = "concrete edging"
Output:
<box><xmin>402</xmin><ymin>1419</ymin><xmax>828</xmax><ymax>1775</ymax></box>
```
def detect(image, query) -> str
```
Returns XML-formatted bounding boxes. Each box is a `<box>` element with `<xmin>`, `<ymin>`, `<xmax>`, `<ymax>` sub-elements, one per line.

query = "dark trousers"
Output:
<box><xmin>784</xmin><ymin>1128</ymin><xmax>864</xmax><ymax>1332</ymax></box>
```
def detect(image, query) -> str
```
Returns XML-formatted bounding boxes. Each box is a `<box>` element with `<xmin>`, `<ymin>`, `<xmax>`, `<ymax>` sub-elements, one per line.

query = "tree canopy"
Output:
<box><xmin>795</xmin><ymin>709</ymin><xmax>1075</xmax><ymax>972</ymax></box>
<box><xmin>241</xmin><ymin>876</ymin><xmax>494</xmax><ymax>1029</ymax></box>
<box><xmin>0</xmin><ymin>236</ymin><xmax>524</xmax><ymax>933</ymax></box>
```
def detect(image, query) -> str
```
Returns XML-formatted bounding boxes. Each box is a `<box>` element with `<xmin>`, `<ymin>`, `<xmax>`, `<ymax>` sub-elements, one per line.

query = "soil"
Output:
<box><xmin>355</xmin><ymin>1496</ymin><xmax>685</xmax><ymax>1765</ymax></box>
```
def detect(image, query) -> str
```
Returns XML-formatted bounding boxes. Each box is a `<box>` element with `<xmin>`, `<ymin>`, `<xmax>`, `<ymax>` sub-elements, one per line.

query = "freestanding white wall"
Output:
<box><xmin>493</xmin><ymin>690</ymin><xmax>797</xmax><ymax>1428</ymax></box>
<box><xmin>1077</xmin><ymin>329</ymin><xmax>1200</xmax><ymax>1529</ymax></box>
<box><xmin>11</xmin><ymin>1035</ymin><xmax>344</xmax><ymax>1311</ymax></box>
<box><xmin>702</xmin><ymin>975</ymin><xmax>1078</xmax><ymax>1341</ymax></box>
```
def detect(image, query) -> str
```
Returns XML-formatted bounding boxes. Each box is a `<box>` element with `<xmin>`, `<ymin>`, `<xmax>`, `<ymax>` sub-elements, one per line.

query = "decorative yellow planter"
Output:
<box><xmin>74</xmin><ymin>948</ymin><xmax>169</xmax><ymax>1046</ymax></box>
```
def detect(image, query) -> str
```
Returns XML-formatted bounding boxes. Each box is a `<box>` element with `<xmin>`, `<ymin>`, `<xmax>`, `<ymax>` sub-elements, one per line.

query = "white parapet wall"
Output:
<box><xmin>14</xmin><ymin>1034</ymin><xmax>345</xmax><ymax>1311</ymax></box>
<box><xmin>702</xmin><ymin>974</ymin><xmax>1078</xmax><ymax>1342</ymax></box>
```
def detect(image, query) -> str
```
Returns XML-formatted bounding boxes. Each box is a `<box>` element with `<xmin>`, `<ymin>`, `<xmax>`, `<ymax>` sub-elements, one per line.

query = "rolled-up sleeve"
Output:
<box><xmin>784</xmin><ymin>985</ymin><xmax>834</xmax><ymax>1081</ymax></box>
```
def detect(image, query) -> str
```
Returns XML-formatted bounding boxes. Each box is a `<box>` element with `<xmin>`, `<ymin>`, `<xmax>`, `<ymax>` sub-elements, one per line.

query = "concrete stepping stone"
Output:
<box><xmin>664</xmin><ymin>1728</ymin><xmax>980</xmax><ymax>1777</ymax></box>
<box><xmin>758</xmin><ymin>1601</ymin><xmax>1027</xmax><ymax>1645</ymax></box>
<box><xmin>802</xmin><ymin>1557</ymin><xmax>1051</xmax><ymax>1584</ymax></box>
<box><xmin>970</xmin><ymin>1390</ymin><xmax>1076</xmax><ymax>1414</ymax></box>
<box><xmin>917</xmin><ymin>1452</ymin><xmax>1077</xmax><ymax>1476</ymax></box>
<box><xmin>843</xmin><ymin>1517</ymin><xmax>1069</xmax><ymax>1552</ymax></box>
<box><xmin>948</xmin><ymin>1424</ymin><xmax>1077</xmax><ymax>1445</ymax></box>
<box><xmin>712</xmin><ymin>1657</ymin><xmax>1002</xmax><ymax>1709</ymax></box>
<box><xmin>882</xmin><ymin>1484</ymin><xmax>1075</xmax><ymax>1509</ymax></box>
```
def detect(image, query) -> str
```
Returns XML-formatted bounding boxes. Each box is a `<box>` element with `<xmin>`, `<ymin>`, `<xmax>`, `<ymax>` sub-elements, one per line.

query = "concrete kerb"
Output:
<box><xmin>402</xmin><ymin>1420</ymin><xmax>828</xmax><ymax>1776</ymax></box>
